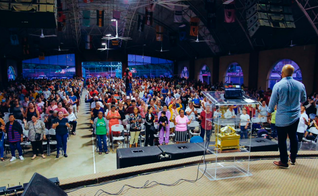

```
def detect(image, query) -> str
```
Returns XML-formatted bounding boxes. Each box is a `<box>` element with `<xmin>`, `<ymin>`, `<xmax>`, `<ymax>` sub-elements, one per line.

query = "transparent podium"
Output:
<box><xmin>199</xmin><ymin>91</ymin><xmax>259</xmax><ymax>180</ymax></box>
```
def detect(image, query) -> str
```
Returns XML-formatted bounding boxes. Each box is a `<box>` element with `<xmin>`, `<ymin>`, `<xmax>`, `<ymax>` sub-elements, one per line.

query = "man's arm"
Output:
<box><xmin>301</xmin><ymin>85</ymin><xmax>307</xmax><ymax>104</ymax></box>
<box><xmin>267</xmin><ymin>85</ymin><xmax>279</xmax><ymax>115</ymax></box>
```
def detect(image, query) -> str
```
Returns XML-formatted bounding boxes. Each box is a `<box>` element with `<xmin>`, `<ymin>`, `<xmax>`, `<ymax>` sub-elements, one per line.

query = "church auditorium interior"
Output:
<box><xmin>0</xmin><ymin>0</ymin><xmax>318</xmax><ymax>195</ymax></box>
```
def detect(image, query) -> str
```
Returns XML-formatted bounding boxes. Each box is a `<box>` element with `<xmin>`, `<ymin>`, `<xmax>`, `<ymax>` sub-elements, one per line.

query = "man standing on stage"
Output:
<box><xmin>267</xmin><ymin>64</ymin><xmax>306</xmax><ymax>167</ymax></box>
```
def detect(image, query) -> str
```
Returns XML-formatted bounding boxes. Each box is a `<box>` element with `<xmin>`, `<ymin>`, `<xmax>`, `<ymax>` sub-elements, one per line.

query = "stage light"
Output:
<box><xmin>105</xmin><ymin>34</ymin><xmax>111</xmax><ymax>37</ymax></box>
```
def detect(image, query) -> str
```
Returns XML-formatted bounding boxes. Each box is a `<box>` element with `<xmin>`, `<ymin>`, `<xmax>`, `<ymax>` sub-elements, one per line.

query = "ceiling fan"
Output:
<box><xmin>190</xmin><ymin>34</ymin><xmax>215</xmax><ymax>43</ymax></box>
<box><xmin>156</xmin><ymin>45</ymin><xmax>169</xmax><ymax>53</ymax></box>
<box><xmin>102</xmin><ymin>19</ymin><xmax>132</xmax><ymax>41</ymax></box>
<box><xmin>30</xmin><ymin>29</ymin><xmax>57</xmax><ymax>38</ymax></box>
<box><xmin>289</xmin><ymin>40</ymin><xmax>296</xmax><ymax>47</ymax></box>
<box><xmin>54</xmin><ymin>45</ymin><xmax>69</xmax><ymax>52</ymax></box>
<box><xmin>98</xmin><ymin>43</ymin><xmax>113</xmax><ymax>51</ymax></box>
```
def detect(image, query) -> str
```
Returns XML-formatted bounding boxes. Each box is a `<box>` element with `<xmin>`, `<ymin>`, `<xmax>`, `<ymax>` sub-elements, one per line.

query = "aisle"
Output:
<box><xmin>0</xmin><ymin>92</ymin><xmax>117</xmax><ymax>186</ymax></box>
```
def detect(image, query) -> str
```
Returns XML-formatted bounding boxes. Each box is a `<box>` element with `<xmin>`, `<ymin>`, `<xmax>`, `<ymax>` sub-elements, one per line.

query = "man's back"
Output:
<box><xmin>268</xmin><ymin>76</ymin><xmax>306</xmax><ymax>127</ymax></box>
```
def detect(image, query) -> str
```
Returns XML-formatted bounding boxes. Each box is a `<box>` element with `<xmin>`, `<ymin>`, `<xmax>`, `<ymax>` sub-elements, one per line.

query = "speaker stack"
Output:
<box><xmin>246</xmin><ymin>0</ymin><xmax>295</xmax><ymax>37</ymax></box>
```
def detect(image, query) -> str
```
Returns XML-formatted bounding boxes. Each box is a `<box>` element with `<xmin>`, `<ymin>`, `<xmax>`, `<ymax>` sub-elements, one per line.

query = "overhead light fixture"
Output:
<box><xmin>111</xmin><ymin>19</ymin><xmax>117</xmax><ymax>22</ymax></box>
<box><xmin>105</xmin><ymin>34</ymin><xmax>111</xmax><ymax>37</ymax></box>
<box><xmin>179</xmin><ymin>24</ymin><xmax>186</xmax><ymax>28</ymax></box>
<box><xmin>102</xmin><ymin>43</ymin><xmax>106</xmax><ymax>46</ymax></box>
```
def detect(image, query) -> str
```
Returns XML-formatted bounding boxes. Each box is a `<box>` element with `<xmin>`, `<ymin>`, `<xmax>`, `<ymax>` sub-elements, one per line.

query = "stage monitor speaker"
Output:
<box><xmin>240</xmin><ymin>138</ymin><xmax>278</xmax><ymax>152</ymax></box>
<box><xmin>0</xmin><ymin>11</ymin><xmax>56</xmax><ymax>28</ymax></box>
<box><xmin>159</xmin><ymin>143</ymin><xmax>205</xmax><ymax>160</ymax></box>
<box><xmin>22</xmin><ymin>173</ymin><xmax>67</xmax><ymax>196</ymax></box>
<box><xmin>117</xmin><ymin>146</ymin><xmax>162</xmax><ymax>169</ymax></box>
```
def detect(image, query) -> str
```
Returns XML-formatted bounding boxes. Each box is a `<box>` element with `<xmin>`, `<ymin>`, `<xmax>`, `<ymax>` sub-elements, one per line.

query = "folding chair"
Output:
<box><xmin>111</xmin><ymin>125</ymin><xmax>125</xmax><ymax>151</ymax></box>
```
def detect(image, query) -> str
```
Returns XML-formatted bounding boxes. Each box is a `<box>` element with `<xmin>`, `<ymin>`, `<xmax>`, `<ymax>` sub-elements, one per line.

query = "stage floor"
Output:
<box><xmin>68</xmin><ymin>158</ymin><xmax>318</xmax><ymax>196</ymax></box>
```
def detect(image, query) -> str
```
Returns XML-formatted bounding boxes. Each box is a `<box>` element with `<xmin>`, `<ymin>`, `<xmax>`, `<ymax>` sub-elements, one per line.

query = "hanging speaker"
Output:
<box><xmin>22</xmin><ymin>173</ymin><xmax>67</xmax><ymax>196</ymax></box>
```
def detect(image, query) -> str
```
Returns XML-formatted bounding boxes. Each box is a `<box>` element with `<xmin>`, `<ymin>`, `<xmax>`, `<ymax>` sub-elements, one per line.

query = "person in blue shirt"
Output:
<box><xmin>192</xmin><ymin>95</ymin><xmax>201</xmax><ymax>108</ymax></box>
<box><xmin>162</xmin><ymin>87</ymin><xmax>168</xmax><ymax>99</ymax></box>
<box><xmin>69</xmin><ymin>91</ymin><xmax>78</xmax><ymax>116</ymax></box>
<box><xmin>267</xmin><ymin>64</ymin><xmax>306</xmax><ymax>167</ymax></box>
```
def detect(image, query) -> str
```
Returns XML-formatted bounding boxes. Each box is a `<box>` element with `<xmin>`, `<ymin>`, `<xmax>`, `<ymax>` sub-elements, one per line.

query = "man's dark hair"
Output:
<box><xmin>131</xmin><ymin>100</ymin><xmax>136</xmax><ymax>103</ymax></box>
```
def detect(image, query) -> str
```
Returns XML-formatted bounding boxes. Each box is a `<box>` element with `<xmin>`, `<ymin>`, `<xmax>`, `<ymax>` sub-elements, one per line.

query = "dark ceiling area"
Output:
<box><xmin>0</xmin><ymin>0</ymin><xmax>318</xmax><ymax>61</ymax></box>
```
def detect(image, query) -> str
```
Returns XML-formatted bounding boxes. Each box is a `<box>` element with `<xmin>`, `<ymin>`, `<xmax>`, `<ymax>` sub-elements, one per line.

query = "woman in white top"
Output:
<box><xmin>239</xmin><ymin>108</ymin><xmax>250</xmax><ymax>139</ymax></box>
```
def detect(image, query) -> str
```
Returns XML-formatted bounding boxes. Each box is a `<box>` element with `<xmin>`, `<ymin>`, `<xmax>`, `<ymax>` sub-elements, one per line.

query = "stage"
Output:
<box><xmin>67</xmin><ymin>158</ymin><xmax>318</xmax><ymax>196</ymax></box>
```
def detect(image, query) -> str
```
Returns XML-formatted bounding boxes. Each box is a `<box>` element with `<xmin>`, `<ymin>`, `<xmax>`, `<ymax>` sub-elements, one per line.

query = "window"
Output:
<box><xmin>128</xmin><ymin>54</ymin><xmax>173</xmax><ymax>78</ymax></box>
<box><xmin>268</xmin><ymin>59</ymin><xmax>302</xmax><ymax>89</ymax></box>
<box><xmin>180</xmin><ymin>67</ymin><xmax>189</xmax><ymax>79</ymax></box>
<box><xmin>199</xmin><ymin>65</ymin><xmax>211</xmax><ymax>84</ymax></box>
<box><xmin>81</xmin><ymin>62</ymin><xmax>122</xmax><ymax>79</ymax></box>
<box><xmin>22</xmin><ymin>54</ymin><xmax>75</xmax><ymax>79</ymax></box>
<box><xmin>224</xmin><ymin>63</ymin><xmax>244</xmax><ymax>84</ymax></box>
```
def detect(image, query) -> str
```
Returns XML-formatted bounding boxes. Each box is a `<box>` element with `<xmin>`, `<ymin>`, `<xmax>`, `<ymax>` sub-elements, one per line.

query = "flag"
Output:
<box><xmin>169</xmin><ymin>32</ymin><xmax>178</xmax><ymax>47</ymax></box>
<box><xmin>179</xmin><ymin>24</ymin><xmax>187</xmax><ymax>41</ymax></box>
<box><xmin>206</xmin><ymin>0</ymin><xmax>217</xmax><ymax>29</ymax></box>
<box><xmin>22</xmin><ymin>37</ymin><xmax>29</xmax><ymax>55</ymax></box>
<box><xmin>224</xmin><ymin>2</ymin><xmax>235</xmax><ymax>23</ymax></box>
<box><xmin>137</xmin><ymin>15</ymin><xmax>145</xmax><ymax>32</ymax></box>
<box><xmin>83</xmin><ymin>10</ymin><xmax>90</xmax><ymax>27</ymax></box>
<box><xmin>156</xmin><ymin>25</ymin><xmax>164</xmax><ymax>41</ymax></box>
<box><xmin>145</xmin><ymin>4</ymin><xmax>154</xmax><ymax>26</ymax></box>
<box><xmin>96</xmin><ymin>10</ymin><xmax>104</xmax><ymax>27</ymax></box>
<box><xmin>57</xmin><ymin>0</ymin><xmax>66</xmax><ymax>32</ymax></box>
<box><xmin>174</xmin><ymin>6</ymin><xmax>183</xmax><ymax>23</ymax></box>
<box><xmin>10</xmin><ymin>34</ymin><xmax>19</xmax><ymax>45</ymax></box>
<box><xmin>112</xmin><ymin>10</ymin><xmax>121</xmax><ymax>26</ymax></box>
<box><xmin>190</xmin><ymin>17</ymin><xmax>200</xmax><ymax>37</ymax></box>
<box><xmin>85</xmin><ymin>35</ymin><xmax>92</xmax><ymax>49</ymax></box>
<box><xmin>83</xmin><ymin>0</ymin><xmax>93</xmax><ymax>3</ymax></box>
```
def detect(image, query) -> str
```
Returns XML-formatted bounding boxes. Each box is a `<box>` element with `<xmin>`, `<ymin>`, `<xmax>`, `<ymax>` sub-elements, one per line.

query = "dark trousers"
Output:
<box><xmin>69</xmin><ymin>121</ymin><xmax>77</xmax><ymax>133</ymax></box>
<box><xmin>56</xmin><ymin>134</ymin><xmax>68</xmax><ymax>155</ymax></box>
<box><xmin>277</xmin><ymin>119</ymin><xmax>299</xmax><ymax>164</ymax></box>
<box><xmin>9</xmin><ymin>142</ymin><xmax>22</xmax><ymax>157</ymax></box>
<box><xmin>271</xmin><ymin>124</ymin><xmax>277</xmax><ymax>138</ymax></box>
<box><xmin>240</xmin><ymin>126</ymin><xmax>248</xmax><ymax>139</ymax></box>
<box><xmin>145</xmin><ymin>124</ymin><xmax>154</xmax><ymax>146</ymax></box>
<box><xmin>200</xmin><ymin>127</ymin><xmax>212</xmax><ymax>143</ymax></box>
<box><xmin>297</xmin><ymin>132</ymin><xmax>304</xmax><ymax>142</ymax></box>
<box><xmin>97</xmin><ymin>134</ymin><xmax>108</xmax><ymax>152</ymax></box>
<box><xmin>31</xmin><ymin>141</ymin><xmax>43</xmax><ymax>155</ymax></box>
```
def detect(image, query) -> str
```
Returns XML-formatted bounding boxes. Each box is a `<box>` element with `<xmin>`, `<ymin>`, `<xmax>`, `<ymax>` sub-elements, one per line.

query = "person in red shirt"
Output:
<box><xmin>199</xmin><ymin>105</ymin><xmax>213</xmax><ymax>145</ymax></box>
<box><xmin>89</xmin><ymin>88</ymin><xmax>99</xmax><ymax>97</ymax></box>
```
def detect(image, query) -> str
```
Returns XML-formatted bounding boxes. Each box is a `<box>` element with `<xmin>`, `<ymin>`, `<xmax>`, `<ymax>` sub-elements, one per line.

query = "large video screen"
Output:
<box><xmin>22</xmin><ymin>54</ymin><xmax>75</xmax><ymax>79</ymax></box>
<box><xmin>82</xmin><ymin>62</ymin><xmax>122</xmax><ymax>79</ymax></box>
<box><xmin>128</xmin><ymin>54</ymin><xmax>173</xmax><ymax>78</ymax></box>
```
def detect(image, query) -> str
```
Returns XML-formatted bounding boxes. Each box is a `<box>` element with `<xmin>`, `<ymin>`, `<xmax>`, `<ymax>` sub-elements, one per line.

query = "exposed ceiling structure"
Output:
<box><xmin>0</xmin><ymin>0</ymin><xmax>318</xmax><ymax>61</ymax></box>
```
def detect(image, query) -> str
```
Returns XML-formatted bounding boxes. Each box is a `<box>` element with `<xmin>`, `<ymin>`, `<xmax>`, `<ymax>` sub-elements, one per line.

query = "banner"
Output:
<box><xmin>156</xmin><ymin>25</ymin><xmax>164</xmax><ymax>41</ymax></box>
<box><xmin>96</xmin><ymin>10</ymin><xmax>104</xmax><ymax>27</ymax></box>
<box><xmin>57</xmin><ymin>0</ymin><xmax>66</xmax><ymax>32</ymax></box>
<box><xmin>190</xmin><ymin>17</ymin><xmax>200</xmax><ymax>37</ymax></box>
<box><xmin>112</xmin><ymin>10</ymin><xmax>121</xmax><ymax>26</ymax></box>
<box><xmin>22</xmin><ymin>37</ymin><xmax>29</xmax><ymax>55</ymax></box>
<box><xmin>137</xmin><ymin>15</ymin><xmax>145</xmax><ymax>32</ymax></box>
<box><xmin>83</xmin><ymin>10</ymin><xmax>90</xmax><ymax>27</ymax></box>
<box><xmin>10</xmin><ymin>34</ymin><xmax>19</xmax><ymax>45</ymax></box>
<box><xmin>169</xmin><ymin>32</ymin><xmax>178</xmax><ymax>47</ymax></box>
<box><xmin>85</xmin><ymin>35</ymin><xmax>92</xmax><ymax>49</ymax></box>
<box><xmin>224</xmin><ymin>2</ymin><xmax>235</xmax><ymax>23</ymax></box>
<box><xmin>174</xmin><ymin>6</ymin><xmax>183</xmax><ymax>23</ymax></box>
<box><xmin>206</xmin><ymin>0</ymin><xmax>217</xmax><ymax>29</ymax></box>
<box><xmin>145</xmin><ymin>4</ymin><xmax>154</xmax><ymax>26</ymax></box>
<box><xmin>179</xmin><ymin>24</ymin><xmax>187</xmax><ymax>41</ymax></box>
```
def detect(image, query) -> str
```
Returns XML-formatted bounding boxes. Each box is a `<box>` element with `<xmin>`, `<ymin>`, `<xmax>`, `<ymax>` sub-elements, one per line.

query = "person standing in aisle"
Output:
<box><xmin>267</xmin><ymin>64</ymin><xmax>306</xmax><ymax>167</ymax></box>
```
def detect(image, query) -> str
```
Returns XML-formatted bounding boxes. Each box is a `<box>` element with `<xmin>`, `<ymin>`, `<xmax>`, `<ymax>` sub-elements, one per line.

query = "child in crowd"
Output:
<box><xmin>158</xmin><ymin>111</ymin><xmax>168</xmax><ymax>133</ymax></box>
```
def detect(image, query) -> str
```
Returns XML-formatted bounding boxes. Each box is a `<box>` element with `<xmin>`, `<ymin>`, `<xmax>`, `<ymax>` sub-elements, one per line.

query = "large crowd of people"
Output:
<box><xmin>0</xmin><ymin>73</ymin><xmax>317</xmax><ymax>162</ymax></box>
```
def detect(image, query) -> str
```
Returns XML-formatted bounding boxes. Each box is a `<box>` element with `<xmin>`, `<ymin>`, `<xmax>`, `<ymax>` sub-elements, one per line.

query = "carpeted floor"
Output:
<box><xmin>68</xmin><ymin>158</ymin><xmax>318</xmax><ymax>196</ymax></box>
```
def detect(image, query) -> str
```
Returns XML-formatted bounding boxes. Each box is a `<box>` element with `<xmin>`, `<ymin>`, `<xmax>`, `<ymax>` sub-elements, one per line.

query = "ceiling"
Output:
<box><xmin>0</xmin><ymin>0</ymin><xmax>318</xmax><ymax>61</ymax></box>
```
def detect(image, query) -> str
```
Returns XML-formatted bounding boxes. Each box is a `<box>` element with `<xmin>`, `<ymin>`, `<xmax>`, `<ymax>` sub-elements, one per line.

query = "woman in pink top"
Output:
<box><xmin>174</xmin><ymin>109</ymin><xmax>192</xmax><ymax>143</ymax></box>
<box><xmin>138</xmin><ymin>100</ymin><xmax>147</xmax><ymax>118</ymax></box>
<box><xmin>106</xmin><ymin>105</ymin><xmax>121</xmax><ymax>140</ymax></box>
<box><xmin>54</xmin><ymin>102</ymin><xmax>69</xmax><ymax>117</ymax></box>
